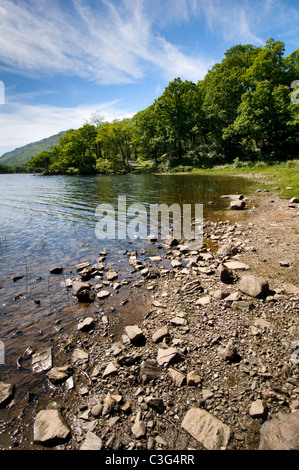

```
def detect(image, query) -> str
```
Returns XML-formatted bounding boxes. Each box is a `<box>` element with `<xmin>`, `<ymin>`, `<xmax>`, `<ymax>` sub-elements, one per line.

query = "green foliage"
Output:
<box><xmin>27</xmin><ymin>38</ymin><xmax>298</xmax><ymax>175</ymax></box>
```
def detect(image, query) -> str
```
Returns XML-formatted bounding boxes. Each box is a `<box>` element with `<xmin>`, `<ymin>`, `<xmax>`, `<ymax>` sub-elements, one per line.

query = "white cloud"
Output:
<box><xmin>0</xmin><ymin>100</ymin><xmax>135</xmax><ymax>155</ymax></box>
<box><xmin>0</xmin><ymin>0</ymin><xmax>298</xmax><ymax>88</ymax></box>
<box><xmin>0</xmin><ymin>0</ymin><xmax>211</xmax><ymax>84</ymax></box>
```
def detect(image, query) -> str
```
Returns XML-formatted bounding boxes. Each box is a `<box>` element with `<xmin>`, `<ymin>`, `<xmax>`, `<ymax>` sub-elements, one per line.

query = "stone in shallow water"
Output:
<box><xmin>32</xmin><ymin>347</ymin><xmax>52</xmax><ymax>373</ymax></box>
<box><xmin>0</xmin><ymin>381</ymin><xmax>14</xmax><ymax>408</ymax></box>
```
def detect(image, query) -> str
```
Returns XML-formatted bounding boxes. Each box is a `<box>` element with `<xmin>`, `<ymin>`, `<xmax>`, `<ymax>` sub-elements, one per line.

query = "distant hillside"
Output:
<box><xmin>0</xmin><ymin>131</ymin><xmax>66</xmax><ymax>167</ymax></box>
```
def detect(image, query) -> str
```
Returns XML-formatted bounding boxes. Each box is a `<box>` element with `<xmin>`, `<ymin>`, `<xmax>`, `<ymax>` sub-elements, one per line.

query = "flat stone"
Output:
<box><xmin>220</xmin><ymin>194</ymin><xmax>244</xmax><ymax>200</ymax></box>
<box><xmin>146</xmin><ymin>397</ymin><xmax>166</xmax><ymax>414</ymax></box>
<box><xmin>157</xmin><ymin>347</ymin><xmax>182</xmax><ymax>367</ymax></box>
<box><xmin>239</xmin><ymin>275</ymin><xmax>269</xmax><ymax>299</ymax></box>
<box><xmin>170</xmin><ymin>316</ymin><xmax>187</xmax><ymax>326</ymax></box>
<box><xmin>77</xmin><ymin>317</ymin><xmax>94</xmax><ymax>332</ymax></box>
<box><xmin>152</xmin><ymin>326</ymin><xmax>169</xmax><ymax>343</ymax></box>
<box><xmin>76</xmin><ymin>262</ymin><xmax>91</xmax><ymax>271</ymax></box>
<box><xmin>283</xmin><ymin>283</ymin><xmax>299</xmax><ymax>295</ymax></box>
<box><xmin>33</xmin><ymin>409</ymin><xmax>71</xmax><ymax>445</ymax></box>
<box><xmin>80</xmin><ymin>431</ymin><xmax>103</xmax><ymax>450</ymax></box>
<box><xmin>132</xmin><ymin>411</ymin><xmax>146</xmax><ymax>439</ymax></box>
<box><xmin>32</xmin><ymin>347</ymin><xmax>52</xmax><ymax>373</ymax></box>
<box><xmin>224</xmin><ymin>261</ymin><xmax>250</xmax><ymax>270</ymax></box>
<box><xmin>103</xmin><ymin>362</ymin><xmax>118</xmax><ymax>378</ymax></box>
<box><xmin>125</xmin><ymin>325</ymin><xmax>145</xmax><ymax>344</ymax></box>
<box><xmin>0</xmin><ymin>381</ymin><xmax>14</xmax><ymax>408</ymax></box>
<box><xmin>72</xmin><ymin>348</ymin><xmax>89</xmax><ymax>365</ymax></box>
<box><xmin>168</xmin><ymin>368</ymin><xmax>186</xmax><ymax>387</ymax></box>
<box><xmin>106</xmin><ymin>271</ymin><xmax>118</xmax><ymax>281</ymax></box>
<box><xmin>149</xmin><ymin>256</ymin><xmax>161</xmax><ymax>262</ymax></box>
<box><xmin>259</xmin><ymin>411</ymin><xmax>299</xmax><ymax>450</ymax></box>
<box><xmin>171</xmin><ymin>259</ymin><xmax>182</xmax><ymax>268</ymax></box>
<box><xmin>97</xmin><ymin>290</ymin><xmax>110</xmax><ymax>299</ymax></box>
<box><xmin>249</xmin><ymin>399</ymin><xmax>267</xmax><ymax>419</ymax></box>
<box><xmin>195</xmin><ymin>295</ymin><xmax>211</xmax><ymax>306</ymax></box>
<box><xmin>46</xmin><ymin>366</ymin><xmax>73</xmax><ymax>384</ymax></box>
<box><xmin>181</xmin><ymin>407</ymin><xmax>231</xmax><ymax>450</ymax></box>
<box><xmin>50</xmin><ymin>266</ymin><xmax>63</xmax><ymax>274</ymax></box>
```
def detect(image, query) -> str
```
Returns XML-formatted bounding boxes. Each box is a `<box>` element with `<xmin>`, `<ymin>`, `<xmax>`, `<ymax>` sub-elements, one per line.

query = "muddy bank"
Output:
<box><xmin>0</xmin><ymin>189</ymin><xmax>298</xmax><ymax>451</ymax></box>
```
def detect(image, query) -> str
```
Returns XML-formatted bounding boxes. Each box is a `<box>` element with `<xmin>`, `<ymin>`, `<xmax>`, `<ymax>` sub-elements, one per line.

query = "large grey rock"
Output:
<box><xmin>0</xmin><ymin>381</ymin><xmax>14</xmax><ymax>408</ymax></box>
<box><xmin>181</xmin><ymin>407</ymin><xmax>231</xmax><ymax>450</ymax></box>
<box><xmin>239</xmin><ymin>275</ymin><xmax>269</xmax><ymax>299</ymax></box>
<box><xmin>33</xmin><ymin>409</ymin><xmax>71</xmax><ymax>445</ymax></box>
<box><xmin>259</xmin><ymin>411</ymin><xmax>299</xmax><ymax>450</ymax></box>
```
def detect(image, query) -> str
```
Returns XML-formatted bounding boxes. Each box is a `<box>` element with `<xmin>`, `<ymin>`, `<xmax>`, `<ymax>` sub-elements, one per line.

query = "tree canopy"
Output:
<box><xmin>28</xmin><ymin>38</ymin><xmax>298</xmax><ymax>175</ymax></box>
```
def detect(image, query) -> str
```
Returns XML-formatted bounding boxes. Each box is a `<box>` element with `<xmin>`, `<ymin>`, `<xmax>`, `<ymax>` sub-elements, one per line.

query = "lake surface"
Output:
<box><xmin>0</xmin><ymin>173</ymin><xmax>253</xmax><ymax>365</ymax></box>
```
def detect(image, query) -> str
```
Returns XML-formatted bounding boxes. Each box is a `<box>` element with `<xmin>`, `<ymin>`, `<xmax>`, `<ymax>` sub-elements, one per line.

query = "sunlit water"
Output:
<box><xmin>0</xmin><ymin>173</ymin><xmax>253</xmax><ymax>363</ymax></box>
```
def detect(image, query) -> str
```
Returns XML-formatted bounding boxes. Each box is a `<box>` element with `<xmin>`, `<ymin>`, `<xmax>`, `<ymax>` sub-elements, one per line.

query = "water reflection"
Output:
<box><xmin>0</xmin><ymin>173</ymin><xmax>253</xmax><ymax>346</ymax></box>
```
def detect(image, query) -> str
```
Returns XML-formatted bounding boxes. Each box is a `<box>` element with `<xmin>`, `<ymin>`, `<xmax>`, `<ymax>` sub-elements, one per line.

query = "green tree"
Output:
<box><xmin>96</xmin><ymin>119</ymin><xmax>133</xmax><ymax>172</ymax></box>
<box><xmin>224</xmin><ymin>81</ymin><xmax>295</xmax><ymax>160</ymax></box>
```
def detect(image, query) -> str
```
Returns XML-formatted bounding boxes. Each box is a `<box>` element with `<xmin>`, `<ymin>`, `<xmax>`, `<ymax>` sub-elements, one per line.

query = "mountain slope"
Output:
<box><xmin>0</xmin><ymin>131</ymin><xmax>66</xmax><ymax>167</ymax></box>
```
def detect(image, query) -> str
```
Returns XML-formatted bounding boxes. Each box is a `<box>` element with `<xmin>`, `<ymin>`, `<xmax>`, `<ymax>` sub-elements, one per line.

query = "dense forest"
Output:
<box><xmin>11</xmin><ymin>39</ymin><xmax>299</xmax><ymax>174</ymax></box>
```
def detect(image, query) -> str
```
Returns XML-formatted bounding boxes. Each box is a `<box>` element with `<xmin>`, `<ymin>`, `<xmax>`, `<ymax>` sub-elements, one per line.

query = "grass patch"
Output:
<box><xmin>191</xmin><ymin>160</ymin><xmax>299</xmax><ymax>199</ymax></box>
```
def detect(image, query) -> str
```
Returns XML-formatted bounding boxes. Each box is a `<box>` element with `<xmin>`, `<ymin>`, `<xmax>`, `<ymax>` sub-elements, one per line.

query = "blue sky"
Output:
<box><xmin>0</xmin><ymin>0</ymin><xmax>298</xmax><ymax>156</ymax></box>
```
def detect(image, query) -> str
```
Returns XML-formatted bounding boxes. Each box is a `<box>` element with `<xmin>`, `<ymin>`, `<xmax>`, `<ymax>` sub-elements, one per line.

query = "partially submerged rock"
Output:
<box><xmin>0</xmin><ymin>381</ymin><xmax>14</xmax><ymax>408</ymax></box>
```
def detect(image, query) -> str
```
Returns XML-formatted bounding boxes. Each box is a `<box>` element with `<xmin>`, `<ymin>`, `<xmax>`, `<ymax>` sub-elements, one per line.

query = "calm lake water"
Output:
<box><xmin>0</xmin><ymin>173</ymin><xmax>253</xmax><ymax>364</ymax></box>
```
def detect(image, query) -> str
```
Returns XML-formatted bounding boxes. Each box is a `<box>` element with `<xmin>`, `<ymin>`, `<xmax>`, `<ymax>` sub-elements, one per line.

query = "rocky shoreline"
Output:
<box><xmin>0</xmin><ymin>189</ymin><xmax>299</xmax><ymax>451</ymax></box>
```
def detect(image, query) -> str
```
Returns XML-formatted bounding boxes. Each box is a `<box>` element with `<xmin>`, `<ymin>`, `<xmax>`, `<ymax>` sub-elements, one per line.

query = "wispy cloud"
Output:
<box><xmin>0</xmin><ymin>0</ymin><xmax>297</xmax><ymax>86</ymax></box>
<box><xmin>0</xmin><ymin>0</ymin><xmax>212</xmax><ymax>84</ymax></box>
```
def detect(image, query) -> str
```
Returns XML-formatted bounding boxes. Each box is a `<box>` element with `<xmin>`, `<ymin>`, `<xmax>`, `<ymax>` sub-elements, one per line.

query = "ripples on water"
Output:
<box><xmin>0</xmin><ymin>173</ymin><xmax>253</xmax><ymax>361</ymax></box>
